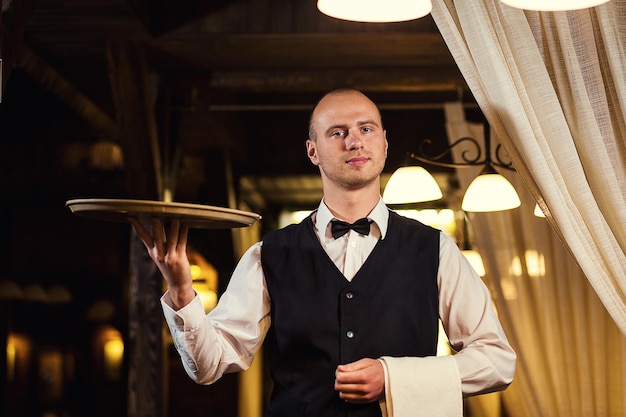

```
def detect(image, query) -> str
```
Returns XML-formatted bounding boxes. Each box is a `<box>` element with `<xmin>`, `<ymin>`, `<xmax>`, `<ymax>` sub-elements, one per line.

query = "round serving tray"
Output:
<box><xmin>66</xmin><ymin>198</ymin><xmax>261</xmax><ymax>229</ymax></box>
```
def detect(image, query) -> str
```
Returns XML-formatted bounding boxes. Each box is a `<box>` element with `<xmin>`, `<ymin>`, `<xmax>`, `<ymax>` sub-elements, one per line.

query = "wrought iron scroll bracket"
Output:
<box><xmin>408</xmin><ymin>125</ymin><xmax>514</xmax><ymax>171</ymax></box>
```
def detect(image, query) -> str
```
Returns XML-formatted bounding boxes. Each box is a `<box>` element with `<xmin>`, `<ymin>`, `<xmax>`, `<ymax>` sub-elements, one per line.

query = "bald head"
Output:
<box><xmin>308</xmin><ymin>89</ymin><xmax>383</xmax><ymax>141</ymax></box>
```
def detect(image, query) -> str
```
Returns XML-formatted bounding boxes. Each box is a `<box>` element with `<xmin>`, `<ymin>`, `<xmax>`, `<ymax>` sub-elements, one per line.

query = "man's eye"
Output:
<box><xmin>331</xmin><ymin>131</ymin><xmax>345</xmax><ymax>137</ymax></box>
<box><xmin>362</xmin><ymin>126</ymin><xmax>373</xmax><ymax>133</ymax></box>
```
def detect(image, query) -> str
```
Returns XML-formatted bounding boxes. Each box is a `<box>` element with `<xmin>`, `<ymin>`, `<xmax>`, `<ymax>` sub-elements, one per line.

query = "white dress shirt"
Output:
<box><xmin>162</xmin><ymin>198</ymin><xmax>516</xmax><ymax>417</ymax></box>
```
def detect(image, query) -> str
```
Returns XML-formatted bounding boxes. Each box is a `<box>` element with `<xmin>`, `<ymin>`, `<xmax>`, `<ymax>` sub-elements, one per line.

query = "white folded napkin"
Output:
<box><xmin>379</xmin><ymin>356</ymin><xmax>462</xmax><ymax>417</ymax></box>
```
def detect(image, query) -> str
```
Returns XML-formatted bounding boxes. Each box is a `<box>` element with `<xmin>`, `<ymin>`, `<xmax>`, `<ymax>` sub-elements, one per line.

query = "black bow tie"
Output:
<box><xmin>331</xmin><ymin>218</ymin><xmax>371</xmax><ymax>239</ymax></box>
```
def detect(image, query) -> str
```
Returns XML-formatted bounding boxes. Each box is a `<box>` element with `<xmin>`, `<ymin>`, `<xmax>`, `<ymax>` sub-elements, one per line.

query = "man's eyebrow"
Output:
<box><xmin>356</xmin><ymin>119</ymin><xmax>380</xmax><ymax>127</ymax></box>
<box><xmin>324</xmin><ymin>124</ymin><xmax>349</xmax><ymax>135</ymax></box>
<box><xmin>325</xmin><ymin>120</ymin><xmax>380</xmax><ymax>135</ymax></box>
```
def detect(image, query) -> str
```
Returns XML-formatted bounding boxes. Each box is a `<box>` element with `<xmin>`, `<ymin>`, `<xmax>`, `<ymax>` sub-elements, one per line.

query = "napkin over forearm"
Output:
<box><xmin>379</xmin><ymin>356</ymin><xmax>462</xmax><ymax>417</ymax></box>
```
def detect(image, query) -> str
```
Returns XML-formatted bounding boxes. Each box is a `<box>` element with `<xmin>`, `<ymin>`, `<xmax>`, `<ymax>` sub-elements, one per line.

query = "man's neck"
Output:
<box><xmin>323</xmin><ymin>184</ymin><xmax>381</xmax><ymax>223</ymax></box>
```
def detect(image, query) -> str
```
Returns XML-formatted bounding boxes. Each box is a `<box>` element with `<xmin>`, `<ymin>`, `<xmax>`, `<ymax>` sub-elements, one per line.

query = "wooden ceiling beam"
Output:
<box><xmin>15</xmin><ymin>45</ymin><xmax>118</xmax><ymax>138</ymax></box>
<box><xmin>147</xmin><ymin>32</ymin><xmax>456</xmax><ymax>70</ymax></box>
<box><xmin>206</xmin><ymin>68</ymin><xmax>465</xmax><ymax>93</ymax></box>
<box><xmin>164</xmin><ymin>67</ymin><xmax>469</xmax><ymax>112</ymax></box>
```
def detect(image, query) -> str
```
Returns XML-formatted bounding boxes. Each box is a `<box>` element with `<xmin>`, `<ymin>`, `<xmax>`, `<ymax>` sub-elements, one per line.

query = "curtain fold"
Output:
<box><xmin>431</xmin><ymin>0</ymin><xmax>626</xmax><ymax>335</ymax></box>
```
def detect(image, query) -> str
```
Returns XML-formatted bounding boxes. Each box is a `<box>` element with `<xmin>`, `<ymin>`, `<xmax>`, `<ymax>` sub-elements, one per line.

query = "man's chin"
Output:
<box><xmin>341</xmin><ymin>175</ymin><xmax>380</xmax><ymax>191</ymax></box>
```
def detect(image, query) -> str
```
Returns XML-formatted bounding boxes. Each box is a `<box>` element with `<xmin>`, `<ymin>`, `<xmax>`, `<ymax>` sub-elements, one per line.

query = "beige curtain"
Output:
<box><xmin>444</xmin><ymin>104</ymin><xmax>626</xmax><ymax>417</ymax></box>
<box><xmin>431</xmin><ymin>0</ymin><xmax>626</xmax><ymax>336</ymax></box>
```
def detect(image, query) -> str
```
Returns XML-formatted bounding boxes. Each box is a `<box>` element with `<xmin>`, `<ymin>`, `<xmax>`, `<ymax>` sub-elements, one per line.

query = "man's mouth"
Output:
<box><xmin>346</xmin><ymin>156</ymin><xmax>369</xmax><ymax>166</ymax></box>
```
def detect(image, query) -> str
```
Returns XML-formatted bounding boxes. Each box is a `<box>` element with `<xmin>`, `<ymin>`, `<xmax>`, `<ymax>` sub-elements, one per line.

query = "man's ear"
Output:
<box><xmin>306</xmin><ymin>140</ymin><xmax>319</xmax><ymax>166</ymax></box>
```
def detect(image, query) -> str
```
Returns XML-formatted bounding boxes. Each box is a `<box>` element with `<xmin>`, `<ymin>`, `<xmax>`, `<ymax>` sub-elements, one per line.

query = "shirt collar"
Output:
<box><xmin>314</xmin><ymin>197</ymin><xmax>389</xmax><ymax>239</ymax></box>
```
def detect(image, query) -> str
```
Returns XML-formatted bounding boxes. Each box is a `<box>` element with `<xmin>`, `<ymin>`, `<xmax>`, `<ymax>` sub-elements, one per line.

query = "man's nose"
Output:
<box><xmin>345</xmin><ymin>130</ymin><xmax>364</xmax><ymax>150</ymax></box>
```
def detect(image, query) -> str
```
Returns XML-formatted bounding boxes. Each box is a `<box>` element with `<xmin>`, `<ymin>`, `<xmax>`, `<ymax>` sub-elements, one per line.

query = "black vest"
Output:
<box><xmin>261</xmin><ymin>210</ymin><xmax>440</xmax><ymax>417</ymax></box>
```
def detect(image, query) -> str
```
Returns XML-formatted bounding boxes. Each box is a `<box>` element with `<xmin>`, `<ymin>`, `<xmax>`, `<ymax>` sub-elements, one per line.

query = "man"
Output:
<box><xmin>131</xmin><ymin>89</ymin><xmax>516</xmax><ymax>417</ymax></box>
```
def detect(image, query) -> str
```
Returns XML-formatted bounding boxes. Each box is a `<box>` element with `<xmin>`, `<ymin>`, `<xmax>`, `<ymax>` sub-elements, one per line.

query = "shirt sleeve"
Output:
<box><xmin>438</xmin><ymin>232</ymin><xmax>516</xmax><ymax>395</ymax></box>
<box><xmin>161</xmin><ymin>242</ymin><xmax>271</xmax><ymax>385</ymax></box>
<box><xmin>379</xmin><ymin>232</ymin><xmax>516</xmax><ymax>416</ymax></box>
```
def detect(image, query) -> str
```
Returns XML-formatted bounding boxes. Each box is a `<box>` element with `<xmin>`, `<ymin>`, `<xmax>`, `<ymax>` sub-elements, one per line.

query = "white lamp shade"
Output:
<box><xmin>461</xmin><ymin>171</ymin><xmax>521</xmax><ymax>212</ymax></box>
<box><xmin>383</xmin><ymin>166</ymin><xmax>443</xmax><ymax>204</ymax></box>
<box><xmin>500</xmin><ymin>0</ymin><xmax>609</xmax><ymax>10</ymax></box>
<box><xmin>317</xmin><ymin>0</ymin><xmax>432</xmax><ymax>22</ymax></box>
<box><xmin>534</xmin><ymin>203</ymin><xmax>546</xmax><ymax>218</ymax></box>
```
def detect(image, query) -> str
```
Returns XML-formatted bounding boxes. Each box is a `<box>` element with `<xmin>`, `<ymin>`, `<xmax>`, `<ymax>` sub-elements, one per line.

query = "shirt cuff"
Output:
<box><xmin>161</xmin><ymin>291</ymin><xmax>206</xmax><ymax>330</ymax></box>
<box><xmin>379</xmin><ymin>356</ymin><xmax>462</xmax><ymax>417</ymax></box>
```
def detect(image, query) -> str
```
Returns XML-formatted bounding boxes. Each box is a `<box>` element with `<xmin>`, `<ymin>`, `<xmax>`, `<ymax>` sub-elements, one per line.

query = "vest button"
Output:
<box><xmin>346</xmin><ymin>331</ymin><xmax>355</xmax><ymax>339</ymax></box>
<box><xmin>345</xmin><ymin>292</ymin><xmax>354</xmax><ymax>299</ymax></box>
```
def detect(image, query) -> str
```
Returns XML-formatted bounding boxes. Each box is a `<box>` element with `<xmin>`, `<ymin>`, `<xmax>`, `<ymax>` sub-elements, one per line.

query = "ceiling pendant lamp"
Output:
<box><xmin>499</xmin><ymin>0</ymin><xmax>610</xmax><ymax>10</ymax></box>
<box><xmin>461</xmin><ymin>164</ymin><xmax>521</xmax><ymax>212</ymax></box>
<box><xmin>405</xmin><ymin>122</ymin><xmax>521</xmax><ymax>212</ymax></box>
<box><xmin>317</xmin><ymin>0</ymin><xmax>432</xmax><ymax>23</ymax></box>
<box><xmin>383</xmin><ymin>165</ymin><xmax>443</xmax><ymax>204</ymax></box>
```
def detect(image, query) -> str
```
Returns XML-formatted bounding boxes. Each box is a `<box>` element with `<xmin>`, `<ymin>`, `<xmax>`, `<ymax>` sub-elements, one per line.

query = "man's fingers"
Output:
<box><xmin>178</xmin><ymin>222</ymin><xmax>189</xmax><ymax>252</ymax></box>
<box><xmin>334</xmin><ymin>382</ymin><xmax>370</xmax><ymax>404</ymax></box>
<box><xmin>334</xmin><ymin>358</ymin><xmax>384</xmax><ymax>404</ymax></box>
<box><xmin>166</xmin><ymin>219</ymin><xmax>180</xmax><ymax>252</ymax></box>
<box><xmin>152</xmin><ymin>217</ymin><xmax>166</xmax><ymax>262</ymax></box>
<box><xmin>130</xmin><ymin>217</ymin><xmax>189</xmax><ymax>264</ymax></box>
<box><xmin>129</xmin><ymin>217</ymin><xmax>154</xmax><ymax>248</ymax></box>
<box><xmin>335</xmin><ymin>358</ymin><xmax>369</xmax><ymax>376</ymax></box>
<box><xmin>165</xmin><ymin>219</ymin><xmax>189</xmax><ymax>255</ymax></box>
<box><xmin>335</xmin><ymin>370</ymin><xmax>365</xmax><ymax>385</ymax></box>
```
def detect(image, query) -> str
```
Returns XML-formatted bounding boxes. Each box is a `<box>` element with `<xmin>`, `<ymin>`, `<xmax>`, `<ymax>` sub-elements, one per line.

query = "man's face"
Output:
<box><xmin>307</xmin><ymin>91</ymin><xmax>388</xmax><ymax>191</ymax></box>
